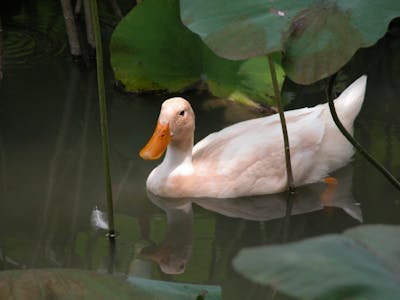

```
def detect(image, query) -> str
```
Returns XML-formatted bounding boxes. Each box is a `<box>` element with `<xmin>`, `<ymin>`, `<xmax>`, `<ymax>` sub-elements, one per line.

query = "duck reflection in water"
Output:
<box><xmin>138</xmin><ymin>198</ymin><xmax>193</xmax><ymax>275</ymax></box>
<box><xmin>141</xmin><ymin>166</ymin><xmax>361</xmax><ymax>275</ymax></box>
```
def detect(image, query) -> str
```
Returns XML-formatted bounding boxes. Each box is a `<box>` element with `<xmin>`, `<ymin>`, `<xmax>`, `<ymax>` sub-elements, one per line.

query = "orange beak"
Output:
<box><xmin>140</xmin><ymin>122</ymin><xmax>171</xmax><ymax>160</ymax></box>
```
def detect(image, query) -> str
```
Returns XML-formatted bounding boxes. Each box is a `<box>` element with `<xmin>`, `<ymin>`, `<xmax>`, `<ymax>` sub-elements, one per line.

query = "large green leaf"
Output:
<box><xmin>0</xmin><ymin>269</ymin><xmax>221</xmax><ymax>299</ymax></box>
<box><xmin>110</xmin><ymin>0</ymin><xmax>284</xmax><ymax>105</ymax></box>
<box><xmin>233</xmin><ymin>225</ymin><xmax>400</xmax><ymax>300</ymax></box>
<box><xmin>180</xmin><ymin>0</ymin><xmax>400</xmax><ymax>84</ymax></box>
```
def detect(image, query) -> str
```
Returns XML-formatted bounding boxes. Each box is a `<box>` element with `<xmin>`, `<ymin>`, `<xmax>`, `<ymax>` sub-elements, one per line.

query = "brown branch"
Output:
<box><xmin>108</xmin><ymin>0</ymin><xmax>123</xmax><ymax>20</ymax></box>
<box><xmin>60</xmin><ymin>0</ymin><xmax>82</xmax><ymax>56</ymax></box>
<box><xmin>74</xmin><ymin>0</ymin><xmax>83</xmax><ymax>15</ymax></box>
<box><xmin>83</xmin><ymin>0</ymin><xmax>96</xmax><ymax>49</ymax></box>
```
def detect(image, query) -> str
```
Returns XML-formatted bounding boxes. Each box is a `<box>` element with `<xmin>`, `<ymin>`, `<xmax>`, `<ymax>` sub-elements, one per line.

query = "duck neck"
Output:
<box><xmin>162</xmin><ymin>137</ymin><xmax>194</xmax><ymax>172</ymax></box>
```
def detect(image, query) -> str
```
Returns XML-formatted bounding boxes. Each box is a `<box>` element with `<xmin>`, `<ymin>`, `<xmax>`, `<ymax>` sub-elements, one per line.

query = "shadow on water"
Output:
<box><xmin>1</xmin><ymin>3</ymin><xmax>400</xmax><ymax>299</ymax></box>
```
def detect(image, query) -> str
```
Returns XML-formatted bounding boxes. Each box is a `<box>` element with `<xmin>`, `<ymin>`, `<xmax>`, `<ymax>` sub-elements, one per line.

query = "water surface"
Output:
<box><xmin>1</xmin><ymin>4</ymin><xmax>400</xmax><ymax>299</ymax></box>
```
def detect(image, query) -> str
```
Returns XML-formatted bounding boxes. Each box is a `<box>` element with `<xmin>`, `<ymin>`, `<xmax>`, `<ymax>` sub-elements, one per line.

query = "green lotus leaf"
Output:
<box><xmin>233</xmin><ymin>225</ymin><xmax>400</xmax><ymax>300</ymax></box>
<box><xmin>0</xmin><ymin>269</ymin><xmax>221</xmax><ymax>300</ymax></box>
<box><xmin>110</xmin><ymin>0</ymin><xmax>284</xmax><ymax>105</ymax></box>
<box><xmin>180</xmin><ymin>0</ymin><xmax>400</xmax><ymax>84</ymax></box>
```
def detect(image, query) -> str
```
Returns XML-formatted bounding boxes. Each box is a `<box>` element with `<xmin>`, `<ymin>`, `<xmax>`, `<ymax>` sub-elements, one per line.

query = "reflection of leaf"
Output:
<box><xmin>233</xmin><ymin>225</ymin><xmax>400</xmax><ymax>300</ymax></box>
<box><xmin>127</xmin><ymin>276</ymin><xmax>221</xmax><ymax>300</ymax></box>
<box><xmin>110</xmin><ymin>0</ymin><xmax>284</xmax><ymax>105</ymax></box>
<box><xmin>180</xmin><ymin>0</ymin><xmax>400</xmax><ymax>84</ymax></box>
<box><xmin>0</xmin><ymin>269</ymin><xmax>221</xmax><ymax>300</ymax></box>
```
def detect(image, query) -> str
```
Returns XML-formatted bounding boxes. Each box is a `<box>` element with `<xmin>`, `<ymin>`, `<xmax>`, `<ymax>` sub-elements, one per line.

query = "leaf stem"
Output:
<box><xmin>90</xmin><ymin>0</ymin><xmax>117</xmax><ymax>238</ymax></box>
<box><xmin>326</xmin><ymin>74</ymin><xmax>400</xmax><ymax>191</ymax></box>
<box><xmin>60</xmin><ymin>0</ymin><xmax>81</xmax><ymax>56</ymax></box>
<box><xmin>267</xmin><ymin>54</ymin><xmax>295</xmax><ymax>195</ymax></box>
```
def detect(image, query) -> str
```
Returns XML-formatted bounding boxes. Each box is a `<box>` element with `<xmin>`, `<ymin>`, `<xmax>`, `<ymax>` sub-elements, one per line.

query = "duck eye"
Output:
<box><xmin>179</xmin><ymin>110</ymin><xmax>185</xmax><ymax>116</ymax></box>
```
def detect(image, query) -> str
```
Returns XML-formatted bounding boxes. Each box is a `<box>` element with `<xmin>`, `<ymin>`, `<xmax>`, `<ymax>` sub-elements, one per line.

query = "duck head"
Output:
<box><xmin>140</xmin><ymin>97</ymin><xmax>195</xmax><ymax>160</ymax></box>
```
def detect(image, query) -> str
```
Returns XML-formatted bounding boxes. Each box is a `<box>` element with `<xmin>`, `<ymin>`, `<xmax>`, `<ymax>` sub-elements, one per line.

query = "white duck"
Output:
<box><xmin>140</xmin><ymin>76</ymin><xmax>367</xmax><ymax>198</ymax></box>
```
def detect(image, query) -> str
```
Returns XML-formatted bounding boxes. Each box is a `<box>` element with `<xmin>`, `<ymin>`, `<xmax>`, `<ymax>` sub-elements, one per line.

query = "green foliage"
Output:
<box><xmin>110</xmin><ymin>0</ymin><xmax>284</xmax><ymax>105</ymax></box>
<box><xmin>233</xmin><ymin>225</ymin><xmax>400</xmax><ymax>300</ymax></box>
<box><xmin>180</xmin><ymin>0</ymin><xmax>400</xmax><ymax>84</ymax></box>
<box><xmin>0</xmin><ymin>269</ymin><xmax>221</xmax><ymax>300</ymax></box>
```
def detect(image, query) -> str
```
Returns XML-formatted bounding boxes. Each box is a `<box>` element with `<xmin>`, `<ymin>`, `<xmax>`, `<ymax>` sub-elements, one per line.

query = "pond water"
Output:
<box><xmin>1</xmin><ymin>3</ymin><xmax>400</xmax><ymax>299</ymax></box>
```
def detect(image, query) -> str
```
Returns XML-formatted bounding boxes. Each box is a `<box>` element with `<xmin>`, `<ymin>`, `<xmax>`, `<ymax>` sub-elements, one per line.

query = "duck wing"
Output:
<box><xmin>192</xmin><ymin>106</ymin><xmax>326</xmax><ymax>196</ymax></box>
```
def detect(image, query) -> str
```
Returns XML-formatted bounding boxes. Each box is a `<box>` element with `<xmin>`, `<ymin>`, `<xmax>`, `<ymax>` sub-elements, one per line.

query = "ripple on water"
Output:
<box><xmin>2</xmin><ymin>0</ymin><xmax>67</xmax><ymax>67</ymax></box>
<box><xmin>4</xmin><ymin>28</ymin><xmax>66</xmax><ymax>66</ymax></box>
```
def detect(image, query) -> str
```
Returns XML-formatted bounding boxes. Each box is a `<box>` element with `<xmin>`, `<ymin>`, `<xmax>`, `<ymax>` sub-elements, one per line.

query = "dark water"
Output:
<box><xmin>1</xmin><ymin>2</ymin><xmax>400</xmax><ymax>299</ymax></box>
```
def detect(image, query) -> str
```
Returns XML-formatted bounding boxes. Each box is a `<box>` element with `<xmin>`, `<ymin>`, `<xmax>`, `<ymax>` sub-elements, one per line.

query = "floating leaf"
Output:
<box><xmin>180</xmin><ymin>0</ymin><xmax>400</xmax><ymax>84</ymax></box>
<box><xmin>233</xmin><ymin>225</ymin><xmax>400</xmax><ymax>299</ymax></box>
<box><xmin>0</xmin><ymin>269</ymin><xmax>221</xmax><ymax>300</ymax></box>
<box><xmin>0</xmin><ymin>269</ymin><xmax>138</xmax><ymax>300</ymax></box>
<box><xmin>110</xmin><ymin>0</ymin><xmax>284</xmax><ymax>105</ymax></box>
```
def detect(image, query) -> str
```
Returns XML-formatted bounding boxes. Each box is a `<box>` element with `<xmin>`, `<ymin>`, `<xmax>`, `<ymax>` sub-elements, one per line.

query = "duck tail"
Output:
<box><xmin>332</xmin><ymin>75</ymin><xmax>367</xmax><ymax>128</ymax></box>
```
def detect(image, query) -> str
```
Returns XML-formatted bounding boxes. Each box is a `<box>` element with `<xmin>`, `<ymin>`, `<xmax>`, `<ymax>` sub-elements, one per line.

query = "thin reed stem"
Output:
<box><xmin>90</xmin><ymin>0</ymin><xmax>117</xmax><ymax>238</ymax></box>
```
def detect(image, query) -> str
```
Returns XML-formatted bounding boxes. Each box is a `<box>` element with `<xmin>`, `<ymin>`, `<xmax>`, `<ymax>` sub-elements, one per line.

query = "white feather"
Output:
<box><xmin>91</xmin><ymin>206</ymin><xmax>109</xmax><ymax>230</ymax></box>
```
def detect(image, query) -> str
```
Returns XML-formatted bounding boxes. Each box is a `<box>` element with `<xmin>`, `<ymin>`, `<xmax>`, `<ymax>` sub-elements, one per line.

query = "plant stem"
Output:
<box><xmin>280</xmin><ymin>194</ymin><xmax>293</xmax><ymax>243</ymax></box>
<box><xmin>108</xmin><ymin>0</ymin><xmax>123</xmax><ymax>20</ymax></box>
<box><xmin>84</xmin><ymin>0</ymin><xmax>96</xmax><ymax>49</ymax></box>
<box><xmin>74</xmin><ymin>0</ymin><xmax>83</xmax><ymax>15</ymax></box>
<box><xmin>0</xmin><ymin>17</ymin><xmax>3</xmax><ymax>80</ymax></box>
<box><xmin>60</xmin><ymin>0</ymin><xmax>81</xmax><ymax>56</ymax></box>
<box><xmin>326</xmin><ymin>74</ymin><xmax>400</xmax><ymax>191</ymax></box>
<box><xmin>267</xmin><ymin>54</ymin><xmax>295</xmax><ymax>195</ymax></box>
<box><xmin>90</xmin><ymin>0</ymin><xmax>117</xmax><ymax>238</ymax></box>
